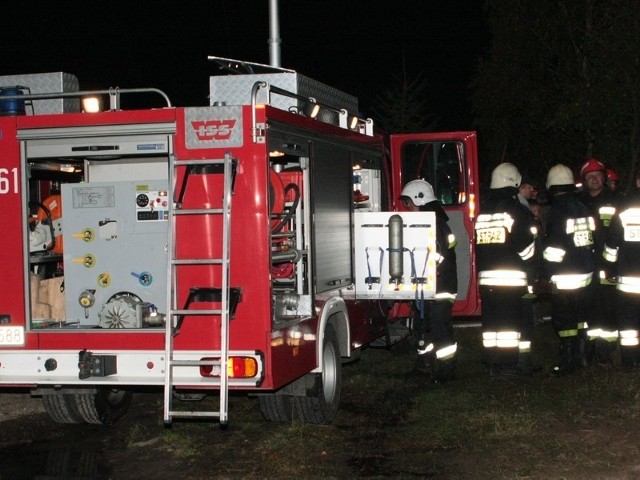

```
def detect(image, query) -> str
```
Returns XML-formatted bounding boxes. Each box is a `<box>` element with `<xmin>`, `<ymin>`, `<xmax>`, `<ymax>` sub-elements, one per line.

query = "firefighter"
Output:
<box><xmin>475</xmin><ymin>163</ymin><xmax>539</xmax><ymax>376</ymax></box>
<box><xmin>577</xmin><ymin>157</ymin><xmax>619</xmax><ymax>364</ymax></box>
<box><xmin>607</xmin><ymin>168</ymin><xmax>619</xmax><ymax>192</ymax></box>
<box><xmin>603</xmin><ymin>172</ymin><xmax>640</xmax><ymax>369</ymax></box>
<box><xmin>517</xmin><ymin>174</ymin><xmax>538</xmax><ymax>208</ymax></box>
<box><xmin>542</xmin><ymin>164</ymin><xmax>595</xmax><ymax>375</ymax></box>
<box><xmin>400</xmin><ymin>179</ymin><xmax>458</xmax><ymax>382</ymax></box>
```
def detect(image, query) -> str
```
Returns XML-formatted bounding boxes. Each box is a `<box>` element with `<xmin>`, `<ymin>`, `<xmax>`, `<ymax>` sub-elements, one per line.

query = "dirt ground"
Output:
<box><xmin>2</xmin><ymin>323</ymin><xmax>640</xmax><ymax>479</ymax></box>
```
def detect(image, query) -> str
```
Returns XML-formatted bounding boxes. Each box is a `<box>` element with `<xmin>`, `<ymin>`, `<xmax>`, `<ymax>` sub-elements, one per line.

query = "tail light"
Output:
<box><xmin>199</xmin><ymin>356</ymin><xmax>258</xmax><ymax>379</ymax></box>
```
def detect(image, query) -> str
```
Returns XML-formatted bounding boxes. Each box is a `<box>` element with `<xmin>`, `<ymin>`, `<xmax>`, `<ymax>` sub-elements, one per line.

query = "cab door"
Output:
<box><xmin>390</xmin><ymin>132</ymin><xmax>480</xmax><ymax>316</ymax></box>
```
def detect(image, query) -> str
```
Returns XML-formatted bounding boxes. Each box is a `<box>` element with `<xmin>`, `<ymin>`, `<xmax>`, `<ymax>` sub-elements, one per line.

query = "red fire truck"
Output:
<box><xmin>0</xmin><ymin>65</ymin><xmax>479</xmax><ymax>426</ymax></box>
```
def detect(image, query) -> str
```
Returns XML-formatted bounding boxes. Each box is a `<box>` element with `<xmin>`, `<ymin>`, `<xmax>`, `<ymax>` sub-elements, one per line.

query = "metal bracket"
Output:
<box><xmin>78</xmin><ymin>350</ymin><xmax>117</xmax><ymax>379</ymax></box>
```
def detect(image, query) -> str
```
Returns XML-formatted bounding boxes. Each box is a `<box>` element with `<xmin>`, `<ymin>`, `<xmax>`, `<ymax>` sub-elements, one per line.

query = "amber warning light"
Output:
<box><xmin>200</xmin><ymin>356</ymin><xmax>258</xmax><ymax>378</ymax></box>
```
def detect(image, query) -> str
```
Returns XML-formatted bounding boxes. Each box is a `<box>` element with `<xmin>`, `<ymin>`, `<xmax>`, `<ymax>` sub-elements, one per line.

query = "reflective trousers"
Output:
<box><xmin>413</xmin><ymin>298</ymin><xmax>455</xmax><ymax>355</ymax></box>
<box><xmin>480</xmin><ymin>285</ymin><xmax>530</xmax><ymax>366</ymax></box>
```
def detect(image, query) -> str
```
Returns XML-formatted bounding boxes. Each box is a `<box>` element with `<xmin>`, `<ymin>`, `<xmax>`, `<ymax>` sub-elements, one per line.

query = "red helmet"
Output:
<box><xmin>607</xmin><ymin>168</ymin><xmax>619</xmax><ymax>182</ymax></box>
<box><xmin>580</xmin><ymin>157</ymin><xmax>606</xmax><ymax>177</ymax></box>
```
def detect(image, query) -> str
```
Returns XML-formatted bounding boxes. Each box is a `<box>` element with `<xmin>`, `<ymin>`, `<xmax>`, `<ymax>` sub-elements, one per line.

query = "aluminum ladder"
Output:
<box><xmin>163</xmin><ymin>152</ymin><xmax>236</xmax><ymax>427</ymax></box>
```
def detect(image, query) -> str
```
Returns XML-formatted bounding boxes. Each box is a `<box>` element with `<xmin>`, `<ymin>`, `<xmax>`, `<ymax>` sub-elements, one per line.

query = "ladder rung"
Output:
<box><xmin>169</xmin><ymin>411</ymin><xmax>221</xmax><ymax>418</ymax></box>
<box><xmin>171</xmin><ymin>309</ymin><xmax>225</xmax><ymax>316</ymax></box>
<box><xmin>174</xmin><ymin>159</ymin><xmax>225</xmax><ymax>166</ymax></box>
<box><xmin>172</xmin><ymin>259</ymin><xmax>224</xmax><ymax>265</ymax></box>
<box><xmin>170</xmin><ymin>359</ymin><xmax>220</xmax><ymax>367</ymax></box>
<box><xmin>173</xmin><ymin>208</ymin><xmax>225</xmax><ymax>215</ymax></box>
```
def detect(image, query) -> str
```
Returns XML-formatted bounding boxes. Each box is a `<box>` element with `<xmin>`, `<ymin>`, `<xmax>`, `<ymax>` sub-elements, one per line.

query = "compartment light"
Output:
<box><xmin>82</xmin><ymin>96</ymin><xmax>102</xmax><ymax>113</ymax></box>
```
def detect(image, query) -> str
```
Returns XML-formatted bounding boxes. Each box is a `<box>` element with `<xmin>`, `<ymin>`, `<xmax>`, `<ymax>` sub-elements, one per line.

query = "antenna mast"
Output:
<box><xmin>268</xmin><ymin>0</ymin><xmax>282</xmax><ymax>67</ymax></box>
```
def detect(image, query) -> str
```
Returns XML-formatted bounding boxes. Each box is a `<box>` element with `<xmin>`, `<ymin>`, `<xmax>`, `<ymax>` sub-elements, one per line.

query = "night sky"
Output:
<box><xmin>1</xmin><ymin>1</ymin><xmax>487</xmax><ymax>130</ymax></box>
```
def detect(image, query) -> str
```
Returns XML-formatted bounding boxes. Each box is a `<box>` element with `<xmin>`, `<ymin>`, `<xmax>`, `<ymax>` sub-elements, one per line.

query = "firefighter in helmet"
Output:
<box><xmin>603</xmin><ymin>171</ymin><xmax>640</xmax><ymax>369</ymax></box>
<box><xmin>400</xmin><ymin>179</ymin><xmax>458</xmax><ymax>382</ymax></box>
<box><xmin>475</xmin><ymin>163</ymin><xmax>539</xmax><ymax>376</ymax></box>
<box><xmin>607</xmin><ymin>168</ymin><xmax>619</xmax><ymax>192</ymax></box>
<box><xmin>543</xmin><ymin>164</ymin><xmax>595</xmax><ymax>375</ymax></box>
<box><xmin>577</xmin><ymin>157</ymin><xmax>620</xmax><ymax>364</ymax></box>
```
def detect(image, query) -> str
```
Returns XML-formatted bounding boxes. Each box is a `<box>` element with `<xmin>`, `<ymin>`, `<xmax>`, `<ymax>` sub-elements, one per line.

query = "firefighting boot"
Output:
<box><xmin>484</xmin><ymin>349</ymin><xmax>501</xmax><ymax>377</ymax></box>
<box><xmin>433</xmin><ymin>358</ymin><xmax>456</xmax><ymax>383</ymax></box>
<box><xmin>485</xmin><ymin>348</ymin><xmax>518</xmax><ymax>377</ymax></box>
<box><xmin>595</xmin><ymin>338</ymin><xmax>616</xmax><ymax>366</ymax></box>
<box><xmin>620</xmin><ymin>347</ymin><xmax>640</xmax><ymax>371</ymax></box>
<box><xmin>414</xmin><ymin>354</ymin><xmax>431</xmax><ymax>375</ymax></box>
<box><xmin>574</xmin><ymin>331</ymin><xmax>589</xmax><ymax>369</ymax></box>
<box><xmin>551</xmin><ymin>338</ymin><xmax>575</xmax><ymax>376</ymax></box>
<box><xmin>514</xmin><ymin>351</ymin><xmax>534</xmax><ymax>376</ymax></box>
<box><xmin>414</xmin><ymin>339</ymin><xmax>434</xmax><ymax>376</ymax></box>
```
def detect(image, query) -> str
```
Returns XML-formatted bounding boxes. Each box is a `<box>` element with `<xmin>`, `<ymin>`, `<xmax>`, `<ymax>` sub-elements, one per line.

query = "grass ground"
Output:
<box><xmin>3</xmin><ymin>320</ymin><xmax>640</xmax><ymax>479</ymax></box>
<box><xmin>147</xmin><ymin>320</ymin><xmax>640</xmax><ymax>478</ymax></box>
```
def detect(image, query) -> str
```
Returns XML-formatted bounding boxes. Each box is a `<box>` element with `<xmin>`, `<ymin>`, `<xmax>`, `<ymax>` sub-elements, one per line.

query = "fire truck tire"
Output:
<box><xmin>295</xmin><ymin>324</ymin><xmax>342</xmax><ymax>424</ymax></box>
<box><xmin>73</xmin><ymin>388</ymin><xmax>133</xmax><ymax>425</ymax></box>
<box><xmin>258</xmin><ymin>393</ymin><xmax>293</xmax><ymax>422</ymax></box>
<box><xmin>41</xmin><ymin>390</ymin><xmax>84</xmax><ymax>424</ymax></box>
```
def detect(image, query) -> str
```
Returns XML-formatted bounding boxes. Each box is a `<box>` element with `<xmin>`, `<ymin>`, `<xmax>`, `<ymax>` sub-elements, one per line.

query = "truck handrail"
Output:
<box><xmin>250</xmin><ymin>81</ymin><xmax>374</xmax><ymax>143</ymax></box>
<box><xmin>0</xmin><ymin>87</ymin><xmax>173</xmax><ymax>111</ymax></box>
<box><xmin>251</xmin><ymin>81</ymin><xmax>268</xmax><ymax>143</ymax></box>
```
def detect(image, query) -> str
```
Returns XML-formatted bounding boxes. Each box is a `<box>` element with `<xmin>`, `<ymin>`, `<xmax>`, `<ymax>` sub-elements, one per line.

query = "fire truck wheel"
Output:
<box><xmin>296</xmin><ymin>323</ymin><xmax>342</xmax><ymax>424</ymax></box>
<box><xmin>74</xmin><ymin>388</ymin><xmax>133</xmax><ymax>425</ymax></box>
<box><xmin>258</xmin><ymin>393</ymin><xmax>293</xmax><ymax>422</ymax></box>
<box><xmin>41</xmin><ymin>389</ymin><xmax>85</xmax><ymax>424</ymax></box>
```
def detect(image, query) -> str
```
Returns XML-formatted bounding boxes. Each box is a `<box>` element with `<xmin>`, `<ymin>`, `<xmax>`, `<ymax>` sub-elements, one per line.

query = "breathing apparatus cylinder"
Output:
<box><xmin>388</xmin><ymin>214</ymin><xmax>404</xmax><ymax>283</ymax></box>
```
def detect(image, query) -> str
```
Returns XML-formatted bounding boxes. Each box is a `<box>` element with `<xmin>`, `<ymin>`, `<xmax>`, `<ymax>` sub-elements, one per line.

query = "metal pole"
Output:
<box><xmin>268</xmin><ymin>0</ymin><xmax>281</xmax><ymax>67</ymax></box>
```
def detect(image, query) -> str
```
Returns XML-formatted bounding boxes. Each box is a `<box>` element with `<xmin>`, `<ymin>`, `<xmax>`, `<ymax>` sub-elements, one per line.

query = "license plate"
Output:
<box><xmin>477</xmin><ymin>227</ymin><xmax>506</xmax><ymax>244</ymax></box>
<box><xmin>0</xmin><ymin>326</ymin><xmax>25</xmax><ymax>346</ymax></box>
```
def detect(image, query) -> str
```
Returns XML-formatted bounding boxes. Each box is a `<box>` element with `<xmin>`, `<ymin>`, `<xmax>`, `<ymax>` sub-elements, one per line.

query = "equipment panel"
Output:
<box><xmin>61</xmin><ymin>180</ymin><xmax>168</xmax><ymax>328</ymax></box>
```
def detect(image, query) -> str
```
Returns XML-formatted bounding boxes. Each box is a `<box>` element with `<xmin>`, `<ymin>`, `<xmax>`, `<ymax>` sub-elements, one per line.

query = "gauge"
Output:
<box><xmin>136</xmin><ymin>193</ymin><xmax>149</xmax><ymax>208</ymax></box>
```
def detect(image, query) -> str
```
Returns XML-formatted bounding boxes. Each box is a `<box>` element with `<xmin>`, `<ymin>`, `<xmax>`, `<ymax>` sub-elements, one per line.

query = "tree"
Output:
<box><xmin>472</xmin><ymin>0</ymin><xmax>640</xmax><ymax>192</ymax></box>
<box><xmin>370</xmin><ymin>68</ymin><xmax>438</xmax><ymax>134</ymax></box>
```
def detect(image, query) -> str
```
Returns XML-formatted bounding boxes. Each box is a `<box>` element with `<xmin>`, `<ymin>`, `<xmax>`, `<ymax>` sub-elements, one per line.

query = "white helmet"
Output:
<box><xmin>490</xmin><ymin>163</ymin><xmax>522</xmax><ymax>189</ymax></box>
<box><xmin>400</xmin><ymin>179</ymin><xmax>437</xmax><ymax>206</ymax></box>
<box><xmin>546</xmin><ymin>164</ymin><xmax>574</xmax><ymax>189</ymax></box>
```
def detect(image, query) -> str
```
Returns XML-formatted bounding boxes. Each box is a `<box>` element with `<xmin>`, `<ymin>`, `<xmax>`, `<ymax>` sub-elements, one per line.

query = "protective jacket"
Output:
<box><xmin>577</xmin><ymin>188</ymin><xmax>619</xmax><ymax>280</ymax></box>
<box><xmin>603</xmin><ymin>189</ymin><xmax>640</xmax><ymax>293</ymax></box>
<box><xmin>475</xmin><ymin>188</ymin><xmax>538</xmax><ymax>287</ymax></box>
<box><xmin>542</xmin><ymin>192</ymin><xmax>594</xmax><ymax>289</ymax></box>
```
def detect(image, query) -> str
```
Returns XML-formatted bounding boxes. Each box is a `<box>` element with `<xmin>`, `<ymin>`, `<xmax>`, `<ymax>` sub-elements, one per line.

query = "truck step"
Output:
<box><xmin>168</xmin><ymin>411</ymin><xmax>221</xmax><ymax>419</ymax></box>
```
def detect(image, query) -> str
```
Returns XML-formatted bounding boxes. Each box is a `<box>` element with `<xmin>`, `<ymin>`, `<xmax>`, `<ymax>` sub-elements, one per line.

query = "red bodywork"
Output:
<box><xmin>0</xmin><ymin>102</ymin><xmax>394</xmax><ymax>390</ymax></box>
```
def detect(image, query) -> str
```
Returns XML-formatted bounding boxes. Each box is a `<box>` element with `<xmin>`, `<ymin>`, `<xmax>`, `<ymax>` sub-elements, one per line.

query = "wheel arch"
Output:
<box><xmin>315</xmin><ymin>296</ymin><xmax>350</xmax><ymax>372</ymax></box>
